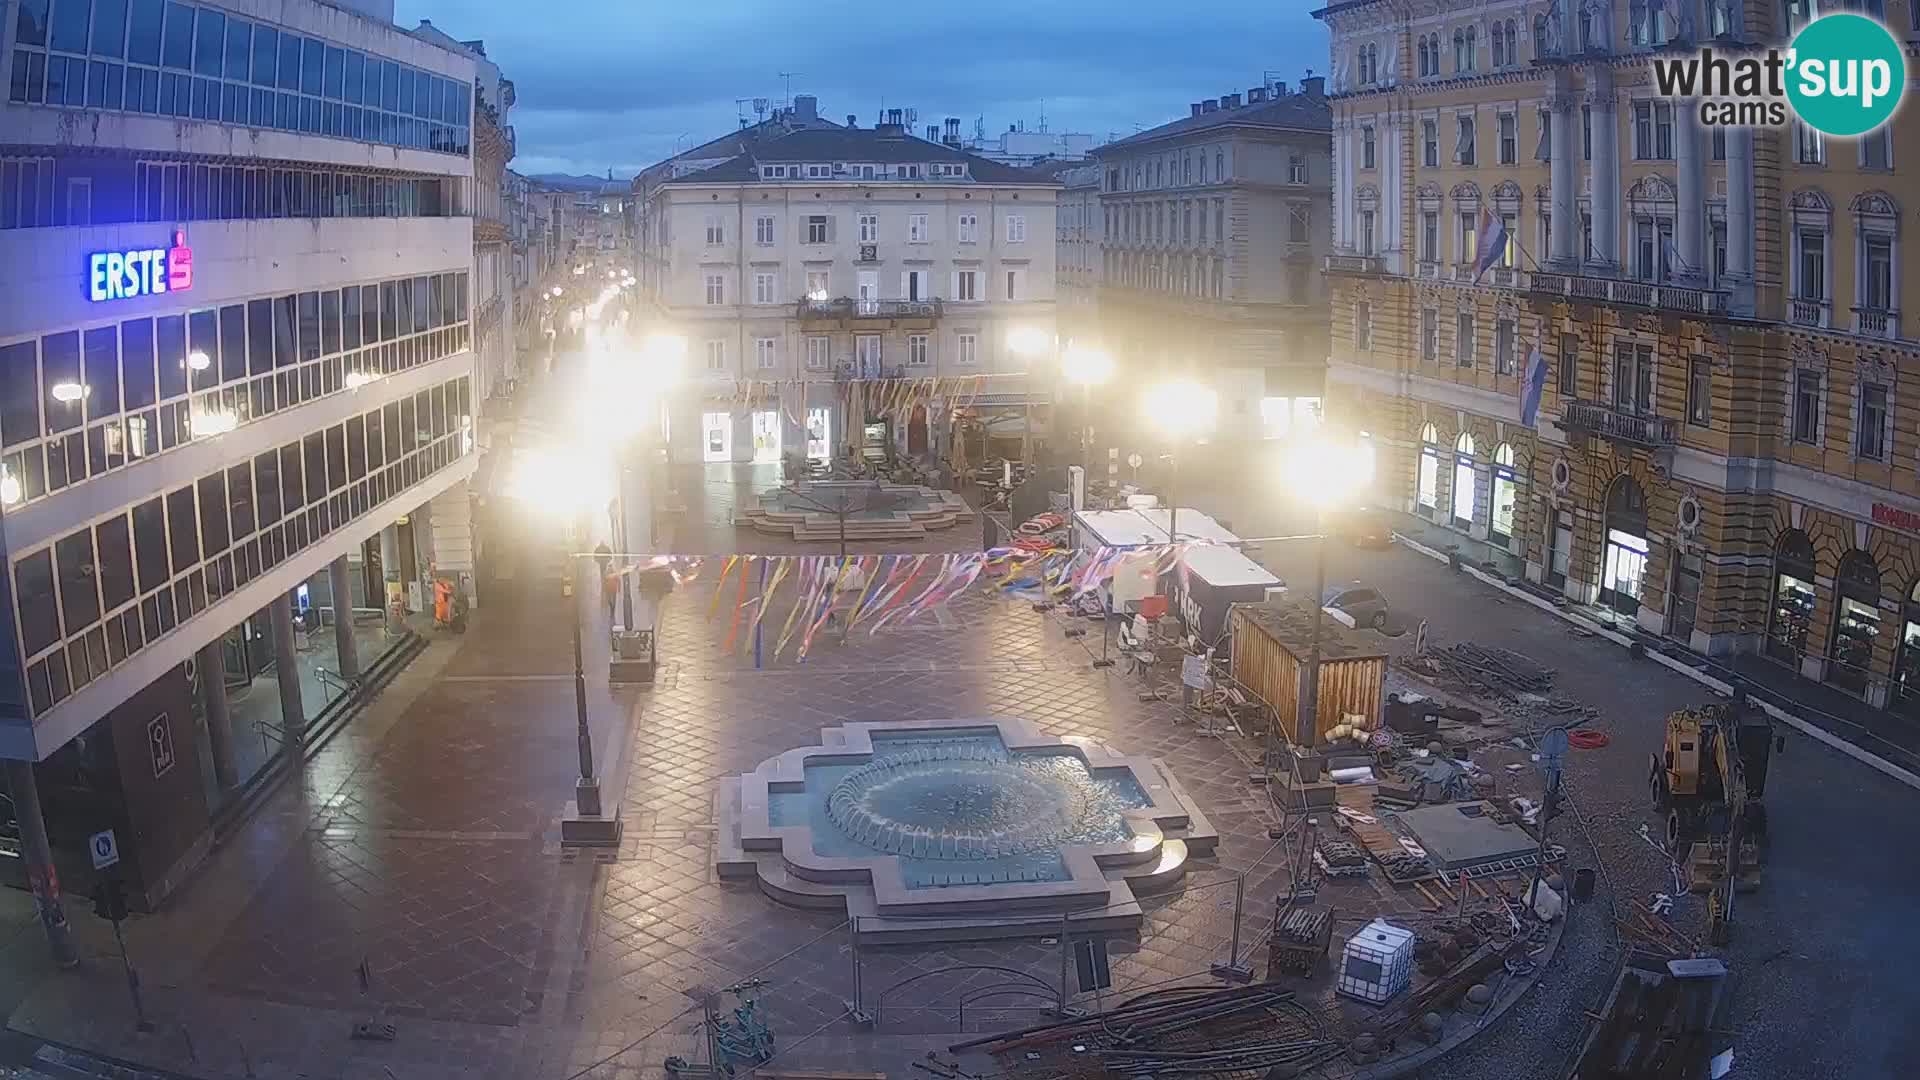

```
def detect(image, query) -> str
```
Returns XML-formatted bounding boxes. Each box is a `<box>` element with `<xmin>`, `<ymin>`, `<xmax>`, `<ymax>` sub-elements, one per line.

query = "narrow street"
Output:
<box><xmin>1173</xmin><ymin>466</ymin><xmax>1920</xmax><ymax>1080</ymax></box>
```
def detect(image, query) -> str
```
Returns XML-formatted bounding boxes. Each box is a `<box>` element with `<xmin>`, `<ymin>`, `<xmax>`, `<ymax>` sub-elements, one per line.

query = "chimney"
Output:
<box><xmin>1273</xmin><ymin>80</ymin><xmax>1289</xmax><ymax>96</ymax></box>
<box><xmin>927</xmin><ymin>125</ymin><xmax>939</xmax><ymax>142</ymax></box>
<box><xmin>945</xmin><ymin>116</ymin><xmax>961</xmax><ymax>142</ymax></box>
<box><xmin>1202</xmin><ymin>99</ymin><xmax>1219</xmax><ymax>113</ymax></box>
<box><xmin>1225</xmin><ymin>93</ymin><xmax>1243</xmax><ymax>108</ymax></box>
<box><xmin>1300</xmin><ymin>75</ymin><xmax>1325</xmax><ymax>98</ymax></box>
<box><xmin>1191</xmin><ymin>102</ymin><xmax>1204</xmax><ymax>117</ymax></box>
<box><xmin>793</xmin><ymin>93</ymin><xmax>818</xmax><ymax>121</ymax></box>
<box><xmin>1248</xmin><ymin>87</ymin><xmax>1268</xmax><ymax>104</ymax></box>
<box><xmin>888</xmin><ymin>107</ymin><xmax>904</xmax><ymax>126</ymax></box>
<box><xmin>846</xmin><ymin>113</ymin><xmax>858</xmax><ymax>127</ymax></box>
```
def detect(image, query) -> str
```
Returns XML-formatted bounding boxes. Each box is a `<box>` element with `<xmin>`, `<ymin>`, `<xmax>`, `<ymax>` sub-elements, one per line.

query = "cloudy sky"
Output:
<box><xmin>394</xmin><ymin>0</ymin><xmax>1329</xmax><ymax>179</ymax></box>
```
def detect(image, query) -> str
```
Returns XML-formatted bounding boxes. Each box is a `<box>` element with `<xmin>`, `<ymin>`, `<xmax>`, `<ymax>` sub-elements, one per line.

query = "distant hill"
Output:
<box><xmin>526</xmin><ymin>173</ymin><xmax>615</xmax><ymax>191</ymax></box>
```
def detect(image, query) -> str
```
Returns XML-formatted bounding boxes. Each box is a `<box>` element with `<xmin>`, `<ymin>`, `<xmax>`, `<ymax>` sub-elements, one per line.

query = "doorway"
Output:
<box><xmin>1827</xmin><ymin>549</ymin><xmax>1882</xmax><ymax>696</ymax></box>
<box><xmin>806</xmin><ymin>407</ymin><xmax>832</xmax><ymax>461</ymax></box>
<box><xmin>856</xmin><ymin>271</ymin><xmax>880</xmax><ymax>316</ymax></box>
<box><xmin>702</xmin><ymin>412</ymin><xmax>732</xmax><ymax>463</ymax></box>
<box><xmin>1600</xmin><ymin>475</ymin><xmax>1648</xmax><ymax>617</ymax></box>
<box><xmin>1669</xmin><ymin>552</ymin><xmax>1701</xmax><ymax>645</ymax></box>
<box><xmin>1450</xmin><ymin>433</ymin><xmax>1477</xmax><ymax>531</ymax></box>
<box><xmin>1894</xmin><ymin>581</ymin><xmax>1920</xmax><ymax>717</ymax></box>
<box><xmin>1766</xmin><ymin>530</ymin><xmax>1817</xmax><ymax>665</ymax></box>
<box><xmin>1489</xmin><ymin>443</ymin><xmax>1517</xmax><ymax>547</ymax></box>
<box><xmin>1545</xmin><ymin>509</ymin><xmax>1573</xmax><ymax>587</ymax></box>
<box><xmin>751</xmin><ymin>410</ymin><xmax>781</xmax><ymax>464</ymax></box>
<box><xmin>907</xmin><ymin>405</ymin><xmax>929</xmax><ymax>455</ymax></box>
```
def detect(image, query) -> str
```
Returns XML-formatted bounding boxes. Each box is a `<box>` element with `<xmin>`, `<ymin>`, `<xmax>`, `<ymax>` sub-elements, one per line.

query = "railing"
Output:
<box><xmin>1416</xmin><ymin>260</ymin><xmax>1441</xmax><ymax>280</ymax></box>
<box><xmin>1487</xmin><ymin>266</ymin><xmax>1519</xmax><ymax>287</ymax></box>
<box><xmin>1526</xmin><ymin>270</ymin><xmax>1729</xmax><ymax>315</ymax></box>
<box><xmin>1790</xmin><ymin>297</ymin><xmax>1828</xmax><ymax>327</ymax></box>
<box><xmin>1853</xmin><ymin>306</ymin><xmax>1898</xmax><ymax>338</ymax></box>
<box><xmin>1556</xmin><ymin>399</ymin><xmax>1679</xmax><ymax>448</ymax></box>
<box><xmin>795</xmin><ymin>298</ymin><xmax>943</xmax><ymax>320</ymax></box>
<box><xmin>1324</xmin><ymin>253</ymin><xmax>1384</xmax><ymax>274</ymax></box>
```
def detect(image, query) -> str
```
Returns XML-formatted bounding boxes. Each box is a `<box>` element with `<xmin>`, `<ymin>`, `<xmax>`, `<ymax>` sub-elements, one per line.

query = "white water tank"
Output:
<box><xmin>1337</xmin><ymin>919</ymin><xmax>1415</xmax><ymax>1004</ymax></box>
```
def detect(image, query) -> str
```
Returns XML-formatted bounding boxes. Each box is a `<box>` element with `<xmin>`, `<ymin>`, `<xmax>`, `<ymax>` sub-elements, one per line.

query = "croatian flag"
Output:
<box><xmin>1520</xmin><ymin>343</ymin><xmax>1549</xmax><ymax>428</ymax></box>
<box><xmin>1471</xmin><ymin>207</ymin><xmax>1508</xmax><ymax>283</ymax></box>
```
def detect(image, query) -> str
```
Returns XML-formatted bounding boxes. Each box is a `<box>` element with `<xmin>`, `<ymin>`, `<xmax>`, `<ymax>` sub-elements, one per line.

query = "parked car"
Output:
<box><xmin>1330</xmin><ymin>505</ymin><xmax>1393</xmax><ymax>549</ymax></box>
<box><xmin>1323</xmin><ymin>583</ymin><xmax>1391</xmax><ymax>630</ymax></box>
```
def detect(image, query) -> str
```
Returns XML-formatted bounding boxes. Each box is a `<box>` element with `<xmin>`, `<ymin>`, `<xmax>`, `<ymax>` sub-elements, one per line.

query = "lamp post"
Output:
<box><xmin>1006</xmin><ymin>327</ymin><xmax>1055</xmax><ymax>475</ymax></box>
<box><xmin>1061</xmin><ymin>345</ymin><xmax>1114</xmax><ymax>504</ymax></box>
<box><xmin>1144</xmin><ymin>380</ymin><xmax>1218</xmax><ymax>552</ymax></box>
<box><xmin>1280</xmin><ymin>436</ymin><xmax>1375</xmax><ymax>752</ymax></box>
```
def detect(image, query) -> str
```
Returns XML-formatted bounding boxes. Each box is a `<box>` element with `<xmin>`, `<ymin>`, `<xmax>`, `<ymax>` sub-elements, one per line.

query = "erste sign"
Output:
<box><xmin>89</xmin><ymin>231</ymin><xmax>193</xmax><ymax>303</ymax></box>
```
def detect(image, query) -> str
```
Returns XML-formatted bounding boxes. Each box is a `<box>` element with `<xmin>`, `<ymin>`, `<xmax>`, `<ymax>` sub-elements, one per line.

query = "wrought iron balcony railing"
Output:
<box><xmin>1555</xmin><ymin>399</ymin><xmax>1678</xmax><ymax>448</ymax></box>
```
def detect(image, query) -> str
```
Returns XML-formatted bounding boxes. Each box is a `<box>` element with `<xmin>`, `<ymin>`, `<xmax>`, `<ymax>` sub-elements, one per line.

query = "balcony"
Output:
<box><xmin>795</xmin><ymin>298</ymin><xmax>943</xmax><ymax>328</ymax></box>
<box><xmin>1554</xmin><ymin>399</ymin><xmax>1678</xmax><ymax>449</ymax></box>
<box><xmin>1325</xmin><ymin>253</ymin><xmax>1384</xmax><ymax>275</ymax></box>
<box><xmin>1853</xmin><ymin>306</ymin><xmax>1901</xmax><ymax>339</ymax></box>
<box><xmin>1789</xmin><ymin>297</ymin><xmax>1829</xmax><ymax>327</ymax></box>
<box><xmin>1526</xmin><ymin>271</ymin><xmax>1730</xmax><ymax>317</ymax></box>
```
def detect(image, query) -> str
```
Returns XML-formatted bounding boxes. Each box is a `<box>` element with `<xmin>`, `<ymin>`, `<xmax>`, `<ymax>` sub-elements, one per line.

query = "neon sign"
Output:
<box><xmin>88</xmin><ymin>231</ymin><xmax>193</xmax><ymax>303</ymax></box>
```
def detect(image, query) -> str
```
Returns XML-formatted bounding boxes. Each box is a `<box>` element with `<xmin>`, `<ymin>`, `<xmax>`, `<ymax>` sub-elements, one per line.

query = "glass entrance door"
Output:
<box><xmin>1417</xmin><ymin>450</ymin><xmax>1439</xmax><ymax>516</ymax></box>
<box><xmin>751</xmin><ymin>410</ymin><xmax>781</xmax><ymax>463</ymax></box>
<box><xmin>1547</xmin><ymin>511</ymin><xmax>1573</xmax><ymax>587</ymax></box>
<box><xmin>805</xmin><ymin>407</ymin><xmax>831</xmax><ymax>461</ymax></box>
<box><xmin>1451</xmin><ymin>458</ymin><xmax>1476</xmax><ymax>530</ymax></box>
<box><xmin>1602</xmin><ymin>528</ymin><xmax>1648</xmax><ymax>616</ymax></box>
<box><xmin>702</xmin><ymin>412</ymin><xmax>732</xmax><ymax>462</ymax></box>
<box><xmin>1669</xmin><ymin>553</ymin><xmax>1701</xmax><ymax>644</ymax></box>
<box><xmin>1490</xmin><ymin>471</ymin><xmax>1516</xmax><ymax>546</ymax></box>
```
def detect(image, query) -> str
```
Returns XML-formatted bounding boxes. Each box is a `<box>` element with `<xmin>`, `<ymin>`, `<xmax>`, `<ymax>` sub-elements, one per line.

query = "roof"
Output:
<box><xmin>1094</xmin><ymin>93</ymin><xmax>1330</xmax><ymax>154</ymax></box>
<box><xmin>1182</xmin><ymin>544</ymin><xmax>1281</xmax><ymax>589</ymax></box>
<box><xmin>663</xmin><ymin>127</ymin><xmax>1062</xmax><ymax>187</ymax></box>
<box><xmin>1074</xmin><ymin>508</ymin><xmax>1242</xmax><ymax>547</ymax></box>
<box><xmin>1234</xmin><ymin>600</ymin><xmax>1387</xmax><ymax>661</ymax></box>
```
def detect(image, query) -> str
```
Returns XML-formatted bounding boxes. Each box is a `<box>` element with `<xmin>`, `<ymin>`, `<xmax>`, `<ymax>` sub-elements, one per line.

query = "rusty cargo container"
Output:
<box><xmin>1229</xmin><ymin>600</ymin><xmax>1388</xmax><ymax>745</ymax></box>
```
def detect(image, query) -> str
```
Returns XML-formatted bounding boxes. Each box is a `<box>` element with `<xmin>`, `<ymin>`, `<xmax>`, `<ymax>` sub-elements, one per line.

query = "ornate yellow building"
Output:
<box><xmin>1316</xmin><ymin>0</ymin><xmax>1920</xmax><ymax>713</ymax></box>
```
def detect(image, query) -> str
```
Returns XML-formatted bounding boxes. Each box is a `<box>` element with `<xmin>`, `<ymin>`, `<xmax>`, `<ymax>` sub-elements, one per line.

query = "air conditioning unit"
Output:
<box><xmin>859</xmin><ymin>243</ymin><xmax>878</xmax><ymax>262</ymax></box>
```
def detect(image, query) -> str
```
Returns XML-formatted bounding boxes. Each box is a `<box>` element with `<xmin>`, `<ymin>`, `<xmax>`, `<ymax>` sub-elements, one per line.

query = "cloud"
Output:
<box><xmin>396</xmin><ymin>0</ymin><xmax>1328</xmax><ymax>176</ymax></box>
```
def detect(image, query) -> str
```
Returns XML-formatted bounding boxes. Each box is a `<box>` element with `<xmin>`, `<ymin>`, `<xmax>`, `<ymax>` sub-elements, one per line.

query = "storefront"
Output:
<box><xmin>1489</xmin><ymin>443</ymin><xmax>1518</xmax><ymax>548</ymax></box>
<box><xmin>806</xmin><ymin>407</ymin><xmax>833</xmax><ymax>461</ymax></box>
<box><xmin>1416</xmin><ymin>423</ymin><xmax>1440</xmax><ymax>517</ymax></box>
<box><xmin>1450</xmin><ymin>433</ymin><xmax>1477</xmax><ymax>531</ymax></box>
<box><xmin>1600</xmin><ymin>476</ymin><xmax>1649</xmax><ymax>617</ymax></box>
<box><xmin>1766</xmin><ymin>530</ymin><xmax>1817</xmax><ymax>665</ymax></box>
<box><xmin>702</xmin><ymin>412</ymin><xmax>732</xmax><ymax>463</ymax></box>
<box><xmin>751</xmin><ymin>410</ymin><xmax>781</xmax><ymax>464</ymax></box>
<box><xmin>1827</xmin><ymin>549</ymin><xmax>1883</xmax><ymax>696</ymax></box>
<box><xmin>1894</xmin><ymin>582</ymin><xmax>1920</xmax><ymax>717</ymax></box>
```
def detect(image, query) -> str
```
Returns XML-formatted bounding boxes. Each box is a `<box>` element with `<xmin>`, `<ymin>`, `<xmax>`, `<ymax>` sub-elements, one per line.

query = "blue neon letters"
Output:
<box><xmin>89</xmin><ymin>248</ymin><xmax>170</xmax><ymax>303</ymax></box>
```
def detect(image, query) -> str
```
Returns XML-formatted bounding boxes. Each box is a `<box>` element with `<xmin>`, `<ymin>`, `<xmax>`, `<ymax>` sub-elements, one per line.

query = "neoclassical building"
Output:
<box><xmin>1316</xmin><ymin>0</ymin><xmax>1920</xmax><ymax>714</ymax></box>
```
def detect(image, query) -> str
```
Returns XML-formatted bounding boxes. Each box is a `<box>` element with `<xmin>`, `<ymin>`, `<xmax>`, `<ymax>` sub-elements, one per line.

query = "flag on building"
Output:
<box><xmin>1520</xmin><ymin>343</ymin><xmax>1549</xmax><ymax>428</ymax></box>
<box><xmin>1471</xmin><ymin>207</ymin><xmax>1509</xmax><ymax>283</ymax></box>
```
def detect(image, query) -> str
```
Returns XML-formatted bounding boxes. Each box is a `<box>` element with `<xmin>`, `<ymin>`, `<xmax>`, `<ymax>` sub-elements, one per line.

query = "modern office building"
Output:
<box><xmin>1088</xmin><ymin>80</ymin><xmax>1332</xmax><ymax>444</ymax></box>
<box><xmin>1316</xmin><ymin>0</ymin><xmax>1920</xmax><ymax>713</ymax></box>
<box><xmin>639</xmin><ymin>111</ymin><xmax>1059</xmax><ymax>467</ymax></box>
<box><xmin>0</xmin><ymin>0</ymin><xmax>480</xmax><ymax>941</ymax></box>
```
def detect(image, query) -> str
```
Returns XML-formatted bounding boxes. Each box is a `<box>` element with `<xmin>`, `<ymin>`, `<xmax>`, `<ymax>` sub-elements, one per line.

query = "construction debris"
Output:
<box><xmin>1406</xmin><ymin>642</ymin><xmax>1555</xmax><ymax>696</ymax></box>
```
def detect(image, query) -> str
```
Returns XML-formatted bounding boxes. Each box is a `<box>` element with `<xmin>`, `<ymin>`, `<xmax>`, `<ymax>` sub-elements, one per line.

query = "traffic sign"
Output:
<box><xmin>90</xmin><ymin>829</ymin><xmax>120</xmax><ymax>870</ymax></box>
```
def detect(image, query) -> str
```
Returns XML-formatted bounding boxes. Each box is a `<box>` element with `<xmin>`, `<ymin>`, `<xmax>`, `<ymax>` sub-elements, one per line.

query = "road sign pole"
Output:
<box><xmin>110</xmin><ymin>889</ymin><xmax>153</xmax><ymax>1033</ymax></box>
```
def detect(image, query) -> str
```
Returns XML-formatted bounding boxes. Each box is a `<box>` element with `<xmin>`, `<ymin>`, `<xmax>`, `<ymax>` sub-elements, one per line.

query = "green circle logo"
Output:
<box><xmin>1785</xmin><ymin>14</ymin><xmax>1906</xmax><ymax>137</ymax></box>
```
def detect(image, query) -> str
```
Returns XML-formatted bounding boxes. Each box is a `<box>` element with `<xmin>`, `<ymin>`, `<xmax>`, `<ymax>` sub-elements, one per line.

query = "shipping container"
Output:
<box><xmin>1229</xmin><ymin>601</ymin><xmax>1388</xmax><ymax>745</ymax></box>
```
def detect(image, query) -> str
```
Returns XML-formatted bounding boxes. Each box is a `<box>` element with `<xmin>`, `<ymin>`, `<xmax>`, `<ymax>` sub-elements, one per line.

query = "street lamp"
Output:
<box><xmin>1006</xmin><ymin>327</ymin><xmax>1053</xmax><ymax>473</ymax></box>
<box><xmin>1280</xmin><ymin>434</ymin><xmax>1375</xmax><ymax>750</ymax></box>
<box><xmin>1060</xmin><ymin>344</ymin><xmax>1113</xmax><ymax>496</ymax></box>
<box><xmin>1143</xmin><ymin>380</ymin><xmax>1217</xmax><ymax>548</ymax></box>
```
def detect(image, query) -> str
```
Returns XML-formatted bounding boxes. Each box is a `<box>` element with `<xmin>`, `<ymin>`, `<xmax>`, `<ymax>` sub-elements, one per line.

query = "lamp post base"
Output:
<box><xmin>561</xmin><ymin>779</ymin><xmax>623</xmax><ymax>847</ymax></box>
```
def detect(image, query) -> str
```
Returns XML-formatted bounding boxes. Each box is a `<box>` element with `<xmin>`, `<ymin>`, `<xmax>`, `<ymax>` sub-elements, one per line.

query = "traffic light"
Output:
<box><xmin>91</xmin><ymin>876</ymin><xmax>128</xmax><ymax>922</ymax></box>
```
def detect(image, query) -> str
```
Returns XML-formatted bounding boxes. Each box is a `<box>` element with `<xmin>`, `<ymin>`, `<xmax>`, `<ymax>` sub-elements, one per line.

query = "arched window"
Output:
<box><xmin>1450</xmin><ymin>432</ymin><xmax>1478</xmax><ymax>528</ymax></box>
<box><xmin>1601</xmin><ymin>476</ymin><xmax>1650</xmax><ymax>616</ymax></box>
<box><xmin>1417</xmin><ymin>423</ymin><xmax>1441</xmax><ymax>513</ymax></box>
<box><xmin>1453</xmin><ymin>29</ymin><xmax>1466</xmax><ymax>70</ymax></box>
<box><xmin>1893</xmin><ymin>580</ymin><xmax>1920</xmax><ymax>715</ymax></box>
<box><xmin>1465</xmin><ymin>27</ymin><xmax>1477</xmax><ymax>69</ymax></box>
<box><xmin>1830</xmin><ymin>549</ymin><xmax>1883</xmax><ymax>694</ymax></box>
<box><xmin>1494</xmin><ymin>443</ymin><xmax>1514</xmax><ymax>466</ymax></box>
<box><xmin>1454</xmin><ymin>432</ymin><xmax>1476</xmax><ymax>455</ymax></box>
<box><xmin>1767</xmin><ymin>530</ymin><xmax>1817</xmax><ymax>663</ymax></box>
<box><xmin>1534</xmin><ymin>13</ymin><xmax>1550</xmax><ymax>56</ymax></box>
<box><xmin>1490</xmin><ymin>443</ymin><xmax>1519</xmax><ymax>546</ymax></box>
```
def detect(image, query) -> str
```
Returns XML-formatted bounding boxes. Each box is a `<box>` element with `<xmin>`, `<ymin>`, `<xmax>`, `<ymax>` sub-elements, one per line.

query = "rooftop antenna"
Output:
<box><xmin>974</xmin><ymin>116</ymin><xmax>986</xmax><ymax>142</ymax></box>
<box><xmin>752</xmin><ymin>97</ymin><xmax>770</xmax><ymax>121</ymax></box>
<box><xmin>1039</xmin><ymin>100</ymin><xmax>1047</xmax><ymax>133</ymax></box>
<box><xmin>778</xmin><ymin>71</ymin><xmax>802</xmax><ymax>108</ymax></box>
<box><xmin>734</xmin><ymin>97</ymin><xmax>753</xmax><ymax>128</ymax></box>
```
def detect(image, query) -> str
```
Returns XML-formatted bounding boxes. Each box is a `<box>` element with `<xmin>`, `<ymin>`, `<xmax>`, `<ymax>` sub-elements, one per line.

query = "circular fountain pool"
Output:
<box><xmin>825</xmin><ymin>742</ymin><xmax>1099</xmax><ymax>861</ymax></box>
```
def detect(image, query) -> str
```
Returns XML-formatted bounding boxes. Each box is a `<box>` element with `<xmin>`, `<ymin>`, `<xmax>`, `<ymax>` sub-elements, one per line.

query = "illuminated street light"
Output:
<box><xmin>186</xmin><ymin>350</ymin><xmax>211</xmax><ymax>371</ymax></box>
<box><xmin>1281</xmin><ymin>433</ymin><xmax>1377</xmax><ymax>751</ymax></box>
<box><xmin>49</xmin><ymin>382</ymin><xmax>88</xmax><ymax>404</ymax></box>
<box><xmin>1142</xmin><ymin>379</ymin><xmax>1218</xmax><ymax>550</ymax></box>
<box><xmin>1005</xmin><ymin>327</ymin><xmax>1054</xmax><ymax>469</ymax></box>
<box><xmin>0</xmin><ymin>469</ymin><xmax>19</xmax><ymax>507</ymax></box>
<box><xmin>1061</xmin><ymin>344</ymin><xmax>1113</xmax><ymax>386</ymax></box>
<box><xmin>551</xmin><ymin>286</ymin><xmax>565</xmax><ymax>298</ymax></box>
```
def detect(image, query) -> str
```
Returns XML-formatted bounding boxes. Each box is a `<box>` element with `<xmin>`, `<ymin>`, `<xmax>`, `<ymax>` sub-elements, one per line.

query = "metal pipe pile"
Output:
<box><xmin>1415</xmin><ymin>642</ymin><xmax>1555</xmax><ymax>695</ymax></box>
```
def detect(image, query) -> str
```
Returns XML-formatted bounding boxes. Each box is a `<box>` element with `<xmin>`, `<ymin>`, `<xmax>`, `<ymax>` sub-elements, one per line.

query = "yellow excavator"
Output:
<box><xmin>1648</xmin><ymin>686</ymin><xmax>1781</xmax><ymax>944</ymax></box>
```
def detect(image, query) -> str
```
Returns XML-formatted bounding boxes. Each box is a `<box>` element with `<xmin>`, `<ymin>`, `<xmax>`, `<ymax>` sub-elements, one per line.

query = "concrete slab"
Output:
<box><xmin>1396</xmin><ymin>803</ymin><xmax>1537</xmax><ymax>871</ymax></box>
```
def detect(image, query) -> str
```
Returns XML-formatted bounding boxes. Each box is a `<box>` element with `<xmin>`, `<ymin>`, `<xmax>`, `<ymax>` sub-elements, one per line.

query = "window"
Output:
<box><xmin>1362</xmin><ymin>125</ymin><xmax>1376</xmax><ymax>169</ymax></box>
<box><xmin>1635</xmin><ymin>217</ymin><xmax>1675</xmax><ymax>282</ymax></box>
<box><xmin>1861</xmin><ymin>128</ymin><xmax>1891</xmax><ymax>170</ymax></box>
<box><xmin>955</xmin><ymin>333</ymin><xmax>978</xmax><ymax>365</ymax></box>
<box><xmin>1793</xmin><ymin>370</ymin><xmax>1821</xmax><ymax>443</ymax></box>
<box><xmin>1288</xmin><ymin>153</ymin><xmax>1307</xmax><ymax>184</ymax></box>
<box><xmin>909</xmin><ymin>213</ymin><xmax>928</xmax><ymax>242</ymax></box>
<box><xmin>805</xmin><ymin>270</ymin><xmax>829</xmax><ymax>303</ymax></box>
<box><xmin>1455</xmin><ymin>115</ymin><xmax>1476</xmax><ymax>164</ymax></box>
<box><xmin>1215</xmin><ymin>200</ymin><xmax>1225</xmax><ymax>241</ymax></box>
<box><xmin>1006</xmin><ymin>215</ymin><xmax>1027</xmax><ymax>242</ymax></box>
<box><xmin>1360</xmin><ymin>209</ymin><xmax>1376</xmax><ymax>255</ymax></box>
<box><xmin>1495</xmin><ymin>319</ymin><xmax>1516</xmax><ymax>374</ymax></box>
<box><xmin>1288</xmin><ymin>204</ymin><xmax>1310</xmax><ymax>243</ymax></box>
<box><xmin>1495</xmin><ymin>113</ymin><xmax>1518</xmax><ymax>165</ymax></box>
<box><xmin>957</xmin><ymin>213</ymin><xmax>978</xmax><ymax>242</ymax></box>
<box><xmin>1687</xmin><ymin>357</ymin><xmax>1712</xmax><ymax>425</ymax></box>
<box><xmin>956</xmin><ymin>270</ymin><xmax>979</xmax><ymax>301</ymax></box>
<box><xmin>1421</xmin><ymin>309</ymin><xmax>1439</xmax><ymax>362</ymax></box>
<box><xmin>1711</xmin><ymin>220</ymin><xmax>1728</xmax><ymax>283</ymax></box>
<box><xmin>1492</xmin><ymin>20</ymin><xmax>1507</xmax><ymax>65</ymax></box>
<box><xmin>754</xmin><ymin>213</ymin><xmax>775</xmax><ymax>245</ymax></box>
<box><xmin>1558</xmin><ymin>334</ymin><xmax>1579</xmax><ymax>396</ymax></box>
<box><xmin>1582</xmin><ymin>105</ymin><xmax>1592</xmax><ymax>160</ymax></box>
<box><xmin>1355</xmin><ymin>300</ymin><xmax>1372</xmax><ymax>351</ymax></box>
<box><xmin>1613</xmin><ymin>341</ymin><xmax>1655</xmax><ymax>415</ymax></box>
<box><xmin>805</xmin><ymin>214</ymin><xmax>829</xmax><ymax>243</ymax></box>
<box><xmin>1582</xmin><ymin>210</ymin><xmax>1595</xmax><ymax>262</ymax></box>
<box><xmin>1421</xmin><ymin>211</ymin><xmax>1439</xmax><ymax>261</ymax></box>
<box><xmin>1458</xmin><ymin>212</ymin><xmax>1477</xmax><ymax>264</ymax></box>
<box><xmin>805</xmin><ymin>336</ymin><xmax>830</xmax><ymax>370</ymax></box>
<box><xmin>858</xmin><ymin>213</ymin><xmax>878</xmax><ymax>243</ymax></box>
<box><xmin>753</xmin><ymin>272</ymin><xmax>776</xmax><ymax>305</ymax></box>
<box><xmin>704</xmin><ymin>215</ymin><xmax>723</xmax><ymax>245</ymax></box>
<box><xmin>1797</xmin><ymin>228</ymin><xmax>1826</xmax><ymax>301</ymax></box>
<box><xmin>1004</xmin><ymin>270</ymin><xmax>1021</xmax><ymax>301</ymax></box>
<box><xmin>1455</xmin><ymin>312</ymin><xmax>1475</xmax><ymax>367</ymax></box>
<box><xmin>907</xmin><ymin>334</ymin><xmax>929</xmax><ymax>366</ymax></box>
<box><xmin>1795</xmin><ymin>120</ymin><xmax>1824</xmax><ymax>164</ymax></box>
<box><xmin>1422</xmin><ymin>120</ymin><xmax>1439</xmax><ymax>167</ymax></box>
<box><xmin>1858</xmin><ymin>383</ymin><xmax>1888</xmax><ymax>460</ymax></box>
<box><xmin>704</xmin><ymin>273</ymin><xmax>725</xmax><ymax>306</ymax></box>
<box><xmin>1863</xmin><ymin>234</ymin><xmax>1894</xmax><ymax>311</ymax></box>
<box><xmin>754</xmin><ymin>337</ymin><xmax>777</xmax><ymax>371</ymax></box>
<box><xmin>704</xmin><ymin>339</ymin><xmax>726</xmax><ymax>373</ymax></box>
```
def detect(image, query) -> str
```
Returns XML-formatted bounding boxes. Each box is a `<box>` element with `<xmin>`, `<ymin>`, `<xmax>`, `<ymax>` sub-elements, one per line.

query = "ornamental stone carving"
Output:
<box><xmin>1850</xmin><ymin>191</ymin><xmax>1899</xmax><ymax>217</ymax></box>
